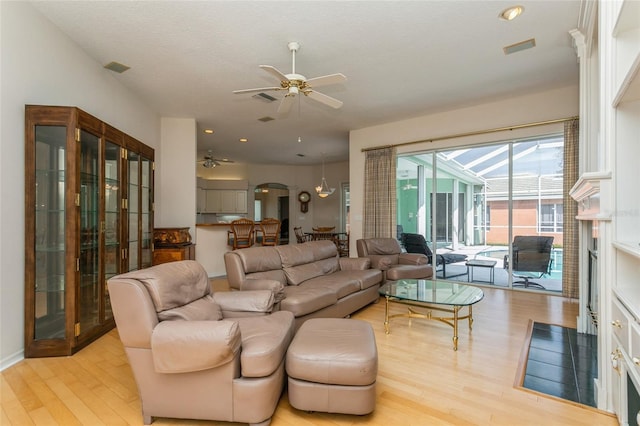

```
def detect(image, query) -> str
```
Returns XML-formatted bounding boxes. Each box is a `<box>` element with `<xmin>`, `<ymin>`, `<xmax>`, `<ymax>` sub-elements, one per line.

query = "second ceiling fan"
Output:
<box><xmin>233</xmin><ymin>41</ymin><xmax>347</xmax><ymax>116</ymax></box>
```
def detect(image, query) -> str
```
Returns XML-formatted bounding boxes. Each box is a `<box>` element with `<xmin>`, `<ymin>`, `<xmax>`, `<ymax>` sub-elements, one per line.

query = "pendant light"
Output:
<box><xmin>315</xmin><ymin>156</ymin><xmax>335</xmax><ymax>198</ymax></box>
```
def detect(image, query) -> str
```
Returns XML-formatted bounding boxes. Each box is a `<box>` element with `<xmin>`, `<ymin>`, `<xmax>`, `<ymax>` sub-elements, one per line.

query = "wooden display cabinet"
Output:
<box><xmin>24</xmin><ymin>105</ymin><xmax>154</xmax><ymax>357</ymax></box>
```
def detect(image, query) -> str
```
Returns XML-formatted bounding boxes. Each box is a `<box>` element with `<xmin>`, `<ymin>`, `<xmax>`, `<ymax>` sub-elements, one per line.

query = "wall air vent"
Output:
<box><xmin>503</xmin><ymin>38</ymin><xmax>536</xmax><ymax>55</ymax></box>
<box><xmin>258</xmin><ymin>116</ymin><xmax>275</xmax><ymax>122</ymax></box>
<box><xmin>252</xmin><ymin>92</ymin><xmax>277</xmax><ymax>102</ymax></box>
<box><xmin>104</xmin><ymin>61</ymin><xmax>131</xmax><ymax>73</ymax></box>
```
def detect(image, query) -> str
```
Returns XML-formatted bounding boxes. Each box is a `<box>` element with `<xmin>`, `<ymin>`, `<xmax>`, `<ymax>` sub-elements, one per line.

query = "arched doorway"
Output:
<box><xmin>255</xmin><ymin>183</ymin><xmax>289</xmax><ymax>243</ymax></box>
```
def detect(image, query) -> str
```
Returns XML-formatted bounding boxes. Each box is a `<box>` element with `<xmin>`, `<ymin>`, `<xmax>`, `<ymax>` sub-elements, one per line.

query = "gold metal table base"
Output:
<box><xmin>383</xmin><ymin>296</ymin><xmax>474</xmax><ymax>351</ymax></box>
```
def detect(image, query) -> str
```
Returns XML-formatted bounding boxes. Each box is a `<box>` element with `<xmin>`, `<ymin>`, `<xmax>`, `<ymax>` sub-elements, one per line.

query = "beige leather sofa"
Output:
<box><xmin>107</xmin><ymin>260</ymin><xmax>295</xmax><ymax>426</ymax></box>
<box><xmin>356</xmin><ymin>237</ymin><xmax>433</xmax><ymax>281</ymax></box>
<box><xmin>224</xmin><ymin>240</ymin><xmax>383</xmax><ymax>329</ymax></box>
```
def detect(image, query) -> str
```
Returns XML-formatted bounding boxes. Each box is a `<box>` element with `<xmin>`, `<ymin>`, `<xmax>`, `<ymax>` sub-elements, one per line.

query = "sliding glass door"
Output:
<box><xmin>397</xmin><ymin>134</ymin><xmax>564</xmax><ymax>291</ymax></box>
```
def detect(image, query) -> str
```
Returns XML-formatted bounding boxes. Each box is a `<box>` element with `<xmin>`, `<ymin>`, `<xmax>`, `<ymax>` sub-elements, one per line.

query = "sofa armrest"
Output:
<box><xmin>339</xmin><ymin>257</ymin><xmax>371</xmax><ymax>271</ymax></box>
<box><xmin>212</xmin><ymin>290</ymin><xmax>275</xmax><ymax>315</ymax></box>
<box><xmin>364</xmin><ymin>254</ymin><xmax>395</xmax><ymax>270</ymax></box>
<box><xmin>398</xmin><ymin>253</ymin><xmax>429</xmax><ymax>265</ymax></box>
<box><xmin>151</xmin><ymin>320</ymin><xmax>241</xmax><ymax>373</ymax></box>
<box><xmin>240</xmin><ymin>279</ymin><xmax>285</xmax><ymax>303</ymax></box>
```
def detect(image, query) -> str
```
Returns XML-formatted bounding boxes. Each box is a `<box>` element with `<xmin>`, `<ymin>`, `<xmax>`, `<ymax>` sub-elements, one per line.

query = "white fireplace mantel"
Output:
<box><xmin>569</xmin><ymin>171</ymin><xmax>612</xmax><ymax>221</ymax></box>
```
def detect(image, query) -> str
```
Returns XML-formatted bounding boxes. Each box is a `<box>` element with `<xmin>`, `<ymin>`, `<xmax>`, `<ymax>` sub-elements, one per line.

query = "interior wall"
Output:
<box><xmin>0</xmin><ymin>2</ymin><xmax>160</xmax><ymax>369</ymax></box>
<box><xmin>349</xmin><ymin>85</ymin><xmax>579</xmax><ymax>252</ymax></box>
<box><xmin>157</xmin><ymin>118</ymin><xmax>197</xmax><ymax>238</ymax></box>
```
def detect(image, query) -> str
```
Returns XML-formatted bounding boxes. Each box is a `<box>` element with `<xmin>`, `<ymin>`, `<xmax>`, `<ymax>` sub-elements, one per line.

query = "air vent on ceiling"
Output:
<box><xmin>258</xmin><ymin>116</ymin><xmax>275</xmax><ymax>122</ymax></box>
<box><xmin>503</xmin><ymin>38</ymin><xmax>536</xmax><ymax>55</ymax></box>
<box><xmin>252</xmin><ymin>92</ymin><xmax>277</xmax><ymax>102</ymax></box>
<box><xmin>104</xmin><ymin>61</ymin><xmax>131</xmax><ymax>73</ymax></box>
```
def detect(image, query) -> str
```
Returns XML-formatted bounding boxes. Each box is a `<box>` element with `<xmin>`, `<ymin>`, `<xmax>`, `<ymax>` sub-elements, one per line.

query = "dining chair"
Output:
<box><xmin>229</xmin><ymin>218</ymin><xmax>255</xmax><ymax>249</ymax></box>
<box><xmin>336</xmin><ymin>232</ymin><xmax>350</xmax><ymax>257</ymax></box>
<box><xmin>259</xmin><ymin>218</ymin><xmax>281</xmax><ymax>246</ymax></box>
<box><xmin>294</xmin><ymin>227</ymin><xmax>311</xmax><ymax>244</ymax></box>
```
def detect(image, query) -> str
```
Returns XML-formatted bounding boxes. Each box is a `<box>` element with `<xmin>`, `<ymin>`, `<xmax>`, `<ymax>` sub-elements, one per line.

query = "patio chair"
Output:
<box><xmin>401</xmin><ymin>233</ymin><xmax>468</xmax><ymax>279</ymax></box>
<box><xmin>503</xmin><ymin>236</ymin><xmax>554</xmax><ymax>289</ymax></box>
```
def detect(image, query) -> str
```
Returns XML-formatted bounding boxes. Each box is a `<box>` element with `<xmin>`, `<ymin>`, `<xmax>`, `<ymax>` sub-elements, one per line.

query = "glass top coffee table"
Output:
<box><xmin>379</xmin><ymin>279</ymin><xmax>484</xmax><ymax>351</ymax></box>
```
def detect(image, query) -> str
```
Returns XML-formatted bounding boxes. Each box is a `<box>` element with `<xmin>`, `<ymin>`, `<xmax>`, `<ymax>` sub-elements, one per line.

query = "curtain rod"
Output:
<box><xmin>361</xmin><ymin>116</ymin><xmax>579</xmax><ymax>153</ymax></box>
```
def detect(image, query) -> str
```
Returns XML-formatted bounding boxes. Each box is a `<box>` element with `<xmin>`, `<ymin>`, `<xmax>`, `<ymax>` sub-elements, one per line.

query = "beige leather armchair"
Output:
<box><xmin>107</xmin><ymin>260</ymin><xmax>295</xmax><ymax>426</ymax></box>
<box><xmin>356</xmin><ymin>237</ymin><xmax>433</xmax><ymax>281</ymax></box>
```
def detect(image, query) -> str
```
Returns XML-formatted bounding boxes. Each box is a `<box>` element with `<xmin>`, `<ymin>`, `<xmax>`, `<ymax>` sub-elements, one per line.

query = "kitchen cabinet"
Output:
<box><xmin>24</xmin><ymin>105</ymin><xmax>154</xmax><ymax>357</ymax></box>
<box><xmin>203</xmin><ymin>190</ymin><xmax>247</xmax><ymax>213</ymax></box>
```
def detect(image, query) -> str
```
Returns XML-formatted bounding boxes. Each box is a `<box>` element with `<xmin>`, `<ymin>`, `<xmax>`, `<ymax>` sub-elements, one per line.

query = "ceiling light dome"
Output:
<box><xmin>499</xmin><ymin>5</ymin><xmax>524</xmax><ymax>21</ymax></box>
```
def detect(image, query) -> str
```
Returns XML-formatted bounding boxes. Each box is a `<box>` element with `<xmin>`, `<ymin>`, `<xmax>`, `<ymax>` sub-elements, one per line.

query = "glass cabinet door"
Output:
<box><xmin>78</xmin><ymin>129</ymin><xmax>101</xmax><ymax>337</ymax></box>
<box><xmin>33</xmin><ymin>125</ymin><xmax>67</xmax><ymax>341</ymax></box>
<box><xmin>141</xmin><ymin>156</ymin><xmax>153</xmax><ymax>268</ymax></box>
<box><xmin>103</xmin><ymin>140</ymin><xmax>121</xmax><ymax>319</ymax></box>
<box><xmin>127</xmin><ymin>151</ymin><xmax>140</xmax><ymax>271</ymax></box>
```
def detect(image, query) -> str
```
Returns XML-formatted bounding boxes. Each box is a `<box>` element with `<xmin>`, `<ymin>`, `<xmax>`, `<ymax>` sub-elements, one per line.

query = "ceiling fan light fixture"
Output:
<box><xmin>499</xmin><ymin>5</ymin><xmax>524</xmax><ymax>21</ymax></box>
<box><xmin>203</xmin><ymin>159</ymin><xmax>216</xmax><ymax>168</ymax></box>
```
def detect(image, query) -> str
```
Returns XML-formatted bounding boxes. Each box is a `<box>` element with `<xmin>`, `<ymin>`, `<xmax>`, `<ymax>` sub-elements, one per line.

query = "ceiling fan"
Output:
<box><xmin>198</xmin><ymin>150</ymin><xmax>234</xmax><ymax>168</ymax></box>
<box><xmin>233</xmin><ymin>41</ymin><xmax>347</xmax><ymax>116</ymax></box>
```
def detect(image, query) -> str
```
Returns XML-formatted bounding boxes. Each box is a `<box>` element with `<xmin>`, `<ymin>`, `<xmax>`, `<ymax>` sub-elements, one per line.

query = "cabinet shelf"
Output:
<box><xmin>613</xmin><ymin>241</ymin><xmax>640</xmax><ymax>259</ymax></box>
<box><xmin>612</xmin><ymin>0</ymin><xmax>640</xmax><ymax>106</ymax></box>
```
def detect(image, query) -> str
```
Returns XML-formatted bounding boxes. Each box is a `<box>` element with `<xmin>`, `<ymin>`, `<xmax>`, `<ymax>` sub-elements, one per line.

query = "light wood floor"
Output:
<box><xmin>2</xmin><ymin>281</ymin><xmax>617</xmax><ymax>426</ymax></box>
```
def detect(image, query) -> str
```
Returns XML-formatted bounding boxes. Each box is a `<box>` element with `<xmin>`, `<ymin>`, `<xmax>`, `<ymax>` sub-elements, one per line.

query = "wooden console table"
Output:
<box><xmin>152</xmin><ymin>227</ymin><xmax>195</xmax><ymax>265</ymax></box>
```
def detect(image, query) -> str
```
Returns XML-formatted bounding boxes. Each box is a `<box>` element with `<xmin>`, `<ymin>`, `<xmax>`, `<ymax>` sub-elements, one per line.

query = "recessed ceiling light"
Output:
<box><xmin>239</xmin><ymin>138</ymin><xmax>248</xmax><ymax>143</ymax></box>
<box><xmin>499</xmin><ymin>5</ymin><xmax>524</xmax><ymax>21</ymax></box>
<box><xmin>203</xmin><ymin>129</ymin><xmax>214</xmax><ymax>134</ymax></box>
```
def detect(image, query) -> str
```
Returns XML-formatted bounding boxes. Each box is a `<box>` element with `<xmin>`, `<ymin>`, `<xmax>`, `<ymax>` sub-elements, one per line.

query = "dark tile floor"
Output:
<box><xmin>523</xmin><ymin>322</ymin><xmax>597</xmax><ymax>407</ymax></box>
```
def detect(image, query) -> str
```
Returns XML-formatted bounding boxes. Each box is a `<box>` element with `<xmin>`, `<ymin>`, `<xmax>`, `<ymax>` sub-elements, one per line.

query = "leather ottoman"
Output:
<box><xmin>285</xmin><ymin>318</ymin><xmax>378</xmax><ymax>415</ymax></box>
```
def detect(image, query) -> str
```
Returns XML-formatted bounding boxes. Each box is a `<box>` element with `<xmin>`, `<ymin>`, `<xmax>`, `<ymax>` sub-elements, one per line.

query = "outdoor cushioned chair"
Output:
<box><xmin>356</xmin><ymin>237</ymin><xmax>433</xmax><ymax>281</ymax></box>
<box><xmin>503</xmin><ymin>235</ymin><xmax>554</xmax><ymax>289</ymax></box>
<box><xmin>107</xmin><ymin>260</ymin><xmax>295</xmax><ymax>426</ymax></box>
<box><xmin>401</xmin><ymin>233</ymin><xmax>468</xmax><ymax>279</ymax></box>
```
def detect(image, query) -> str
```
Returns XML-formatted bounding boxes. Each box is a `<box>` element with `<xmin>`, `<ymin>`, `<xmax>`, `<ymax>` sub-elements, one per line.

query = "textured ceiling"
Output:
<box><xmin>31</xmin><ymin>1</ymin><xmax>581</xmax><ymax>166</ymax></box>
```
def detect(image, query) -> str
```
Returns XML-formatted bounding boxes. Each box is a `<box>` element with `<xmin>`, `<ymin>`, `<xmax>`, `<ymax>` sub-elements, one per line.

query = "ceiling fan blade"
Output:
<box><xmin>305</xmin><ymin>73</ymin><xmax>347</xmax><ymax>88</ymax></box>
<box><xmin>304</xmin><ymin>90</ymin><xmax>343</xmax><ymax>109</ymax></box>
<box><xmin>277</xmin><ymin>94</ymin><xmax>296</xmax><ymax>116</ymax></box>
<box><xmin>260</xmin><ymin>65</ymin><xmax>289</xmax><ymax>82</ymax></box>
<box><xmin>233</xmin><ymin>86</ymin><xmax>282</xmax><ymax>94</ymax></box>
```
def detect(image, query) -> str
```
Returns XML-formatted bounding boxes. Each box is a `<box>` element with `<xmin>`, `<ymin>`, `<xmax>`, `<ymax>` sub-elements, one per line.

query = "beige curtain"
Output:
<box><xmin>363</xmin><ymin>147</ymin><xmax>397</xmax><ymax>238</ymax></box>
<box><xmin>562</xmin><ymin>119</ymin><xmax>579</xmax><ymax>298</ymax></box>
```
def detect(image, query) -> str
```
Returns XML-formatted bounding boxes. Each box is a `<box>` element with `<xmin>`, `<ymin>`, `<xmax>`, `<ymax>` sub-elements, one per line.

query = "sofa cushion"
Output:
<box><xmin>276</xmin><ymin>240</ymin><xmax>337</xmax><ymax>267</ymax></box>
<box><xmin>245</xmin><ymin>270</ymin><xmax>287</xmax><ymax>286</ymax></box>
<box><xmin>234</xmin><ymin>246</ymin><xmax>284</xmax><ymax>274</ymax></box>
<box><xmin>235</xmin><ymin>311</ymin><xmax>295</xmax><ymax>377</ymax></box>
<box><xmin>303</xmin><ymin>274</ymin><xmax>361</xmax><ymax>299</ymax></box>
<box><xmin>330</xmin><ymin>269</ymin><xmax>382</xmax><ymax>291</ymax></box>
<box><xmin>157</xmin><ymin>294</ymin><xmax>223</xmax><ymax>321</ymax></box>
<box><xmin>277</xmin><ymin>241</ymin><xmax>340</xmax><ymax>285</ymax></box>
<box><xmin>117</xmin><ymin>260</ymin><xmax>210</xmax><ymax>312</ymax></box>
<box><xmin>283</xmin><ymin>258</ymin><xmax>340</xmax><ymax>286</ymax></box>
<box><xmin>280</xmin><ymin>285</ymin><xmax>338</xmax><ymax>317</ymax></box>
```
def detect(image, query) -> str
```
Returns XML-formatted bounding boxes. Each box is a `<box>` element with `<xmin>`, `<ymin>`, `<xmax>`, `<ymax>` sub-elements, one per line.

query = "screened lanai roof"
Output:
<box><xmin>397</xmin><ymin>134</ymin><xmax>564</xmax><ymax>183</ymax></box>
